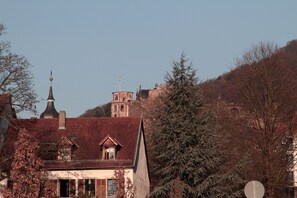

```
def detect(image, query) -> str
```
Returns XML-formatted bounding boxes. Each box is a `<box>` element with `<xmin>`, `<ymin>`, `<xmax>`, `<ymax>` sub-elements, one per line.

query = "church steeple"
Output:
<box><xmin>40</xmin><ymin>71</ymin><xmax>59</xmax><ymax>118</ymax></box>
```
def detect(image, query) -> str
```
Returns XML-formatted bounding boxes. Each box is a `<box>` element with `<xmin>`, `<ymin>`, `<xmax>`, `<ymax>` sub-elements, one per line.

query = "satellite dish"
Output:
<box><xmin>244</xmin><ymin>180</ymin><xmax>265</xmax><ymax>198</ymax></box>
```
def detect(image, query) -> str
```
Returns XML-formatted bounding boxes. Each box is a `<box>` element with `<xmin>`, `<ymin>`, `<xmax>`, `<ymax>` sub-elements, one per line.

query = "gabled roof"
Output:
<box><xmin>98</xmin><ymin>135</ymin><xmax>122</xmax><ymax>147</ymax></box>
<box><xmin>2</xmin><ymin>117</ymin><xmax>143</xmax><ymax>170</ymax></box>
<box><xmin>58</xmin><ymin>136</ymin><xmax>79</xmax><ymax>148</ymax></box>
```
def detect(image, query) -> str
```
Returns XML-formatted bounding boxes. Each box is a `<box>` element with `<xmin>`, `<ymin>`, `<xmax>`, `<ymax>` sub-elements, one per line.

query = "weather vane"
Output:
<box><xmin>49</xmin><ymin>70</ymin><xmax>53</xmax><ymax>86</ymax></box>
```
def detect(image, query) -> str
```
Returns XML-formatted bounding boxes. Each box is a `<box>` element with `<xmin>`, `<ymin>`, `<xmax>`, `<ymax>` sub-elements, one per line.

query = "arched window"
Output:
<box><xmin>120</xmin><ymin>105</ymin><xmax>124</xmax><ymax>112</ymax></box>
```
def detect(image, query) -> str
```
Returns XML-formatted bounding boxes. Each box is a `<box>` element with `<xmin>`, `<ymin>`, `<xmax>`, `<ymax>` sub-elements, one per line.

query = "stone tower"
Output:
<box><xmin>111</xmin><ymin>91</ymin><xmax>133</xmax><ymax>117</ymax></box>
<box><xmin>40</xmin><ymin>71</ymin><xmax>59</xmax><ymax>118</ymax></box>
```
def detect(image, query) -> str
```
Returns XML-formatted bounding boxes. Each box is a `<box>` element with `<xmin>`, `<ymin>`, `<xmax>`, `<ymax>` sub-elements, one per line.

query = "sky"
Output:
<box><xmin>1</xmin><ymin>1</ymin><xmax>297</xmax><ymax>118</ymax></box>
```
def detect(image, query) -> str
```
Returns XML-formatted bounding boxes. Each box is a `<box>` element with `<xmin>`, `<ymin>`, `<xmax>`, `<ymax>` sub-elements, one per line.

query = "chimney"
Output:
<box><xmin>58</xmin><ymin>111</ymin><xmax>66</xmax><ymax>130</ymax></box>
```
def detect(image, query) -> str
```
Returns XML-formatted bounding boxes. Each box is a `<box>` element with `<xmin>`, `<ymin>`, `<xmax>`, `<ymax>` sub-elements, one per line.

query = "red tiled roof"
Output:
<box><xmin>2</xmin><ymin>117</ymin><xmax>142</xmax><ymax>170</ymax></box>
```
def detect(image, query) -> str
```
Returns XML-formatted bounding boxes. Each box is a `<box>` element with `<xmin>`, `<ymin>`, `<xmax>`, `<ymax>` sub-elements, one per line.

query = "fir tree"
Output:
<box><xmin>148</xmin><ymin>54</ymin><xmax>244</xmax><ymax>198</ymax></box>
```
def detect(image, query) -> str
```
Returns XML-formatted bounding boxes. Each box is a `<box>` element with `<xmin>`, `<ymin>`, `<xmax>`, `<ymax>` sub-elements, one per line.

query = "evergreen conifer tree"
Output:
<box><xmin>149</xmin><ymin>54</ymin><xmax>244</xmax><ymax>198</ymax></box>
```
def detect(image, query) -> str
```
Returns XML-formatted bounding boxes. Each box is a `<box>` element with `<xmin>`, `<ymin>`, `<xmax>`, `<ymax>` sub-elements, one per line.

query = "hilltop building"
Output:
<box><xmin>111</xmin><ymin>91</ymin><xmax>133</xmax><ymax>117</ymax></box>
<box><xmin>111</xmin><ymin>83</ymin><xmax>166</xmax><ymax>118</ymax></box>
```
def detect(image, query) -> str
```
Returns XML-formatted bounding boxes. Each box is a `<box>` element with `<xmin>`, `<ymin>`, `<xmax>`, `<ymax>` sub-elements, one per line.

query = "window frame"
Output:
<box><xmin>59</xmin><ymin>179</ymin><xmax>69</xmax><ymax>197</ymax></box>
<box><xmin>104</xmin><ymin>147</ymin><xmax>115</xmax><ymax>160</ymax></box>
<box><xmin>84</xmin><ymin>179</ymin><xmax>95</xmax><ymax>196</ymax></box>
<box><xmin>120</xmin><ymin>105</ymin><xmax>124</xmax><ymax>112</ymax></box>
<box><xmin>107</xmin><ymin>179</ymin><xmax>117</xmax><ymax>197</ymax></box>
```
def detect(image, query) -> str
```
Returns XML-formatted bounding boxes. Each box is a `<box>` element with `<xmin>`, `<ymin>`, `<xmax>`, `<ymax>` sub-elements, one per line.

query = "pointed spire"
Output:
<box><xmin>47</xmin><ymin>71</ymin><xmax>55</xmax><ymax>101</ymax></box>
<box><xmin>40</xmin><ymin>71</ymin><xmax>59</xmax><ymax>118</ymax></box>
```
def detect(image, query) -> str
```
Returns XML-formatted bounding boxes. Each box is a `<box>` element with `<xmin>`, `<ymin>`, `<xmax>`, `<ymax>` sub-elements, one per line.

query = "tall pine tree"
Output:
<box><xmin>148</xmin><ymin>54</ymin><xmax>243</xmax><ymax>198</ymax></box>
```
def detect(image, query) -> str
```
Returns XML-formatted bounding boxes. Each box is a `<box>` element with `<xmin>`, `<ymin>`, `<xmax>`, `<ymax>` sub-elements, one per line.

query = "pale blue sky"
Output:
<box><xmin>1</xmin><ymin>1</ymin><xmax>297</xmax><ymax>118</ymax></box>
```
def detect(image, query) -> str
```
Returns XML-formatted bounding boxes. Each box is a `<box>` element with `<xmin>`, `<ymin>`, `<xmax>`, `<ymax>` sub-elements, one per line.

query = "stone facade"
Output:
<box><xmin>111</xmin><ymin>91</ymin><xmax>133</xmax><ymax>117</ymax></box>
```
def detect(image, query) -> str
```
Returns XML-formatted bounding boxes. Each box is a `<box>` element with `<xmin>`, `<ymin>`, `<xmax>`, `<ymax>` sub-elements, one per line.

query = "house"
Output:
<box><xmin>0</xmin><ymin>74</ymin><xmax>150</xmax><ymax>197</ymax></box>
<box><xmin>2</xmin><ymin>115</ymin><xmax>150</xmax><ymax>197</ymax></box>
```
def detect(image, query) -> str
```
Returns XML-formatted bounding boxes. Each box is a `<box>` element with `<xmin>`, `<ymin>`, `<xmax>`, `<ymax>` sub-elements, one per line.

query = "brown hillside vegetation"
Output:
<box><xmin>204</xmin><ymin>40</ymin><xmax>297</xmax><ymax>198</ymax></box>
<box><xmin>79</xmin><ymin>103</ymin><xmax>111</xmax><ymax>117</ymax></box>
<box><xmin>202</xmin><ymin>39</ymin><xmax>297</xmax><ymax>104</ymax></box>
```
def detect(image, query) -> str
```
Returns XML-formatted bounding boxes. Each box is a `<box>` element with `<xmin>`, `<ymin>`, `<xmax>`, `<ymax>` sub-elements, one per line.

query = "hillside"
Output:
<box><xmin>202</xmin><ymin>39</ymin><xmax>297</xmax><ymax>104</ymax></box>
<box><xmin>79</xmin><ymin>39</ymin><xmax>297</xmax><ymax>117</ymax></box>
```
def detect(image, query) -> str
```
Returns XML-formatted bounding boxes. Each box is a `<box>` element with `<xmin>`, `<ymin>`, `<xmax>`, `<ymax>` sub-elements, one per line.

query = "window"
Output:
<box><xmin>58</xmin><ymin>146</ymin><xmax>71</xmax><ymax>161</ymax></box>
<box><xmin>57</xmin><ymin>137</ymin><xmax>77</xmax><ymax>161</ymax></box>
<box><xmin>59</xmin><ymin>179</ymin><xmax>75</xmax><ymax>197</ymax></box>
<box><xmin>122</xmin><ymin>97</ymin><xmax>126</xmax><ymax>102</ymax></box>
<box><xmin>288</xmin><ymin>154</ymin><xmax>294</xmax><ymax>165</ymax></box>
<box><xmin>114</xmin><ymin>94</ymin><xmax>118</xmax><ymax>101</ymax></box>
<box><xmin>288</xmin><ymin>171</ymin><xmax>294</xmax><ymax>184</ymax></box>
<box><xmin>120</xmin><ymin>105</ymin><xmax>124</xmax><ymax>112</ymax></box>
<box><xmin>104</xmin><ymin>147</ymin><xmax>115</xmax><ymax>160</ymax></box>
<box><xmin>99</xmin><ymin>136</ymin><xmax>122</xmax><ymax>160</ymax></box>
<box><xmin>114</xmin><ymin>105</ymin><xmax>117</xmax><ymax>112</ymax></box>
<box><xmin>85</xmin><ymin>179</ymin><xmax>95</xmax><ymax>196</ymax></box>
<box><xmin>107</xmin><ymin>179</ymin><xmax>116</xmax><ymax>197</ymax></box>
<box><xmin>59</xmin><ymin>179</ymin><xmax>69</xmax><ymax>197</ymax></box>
<box><xmin>288</xmin><ymin>187</ymin><xmax>295</xmax><ymax>198</ymax></box>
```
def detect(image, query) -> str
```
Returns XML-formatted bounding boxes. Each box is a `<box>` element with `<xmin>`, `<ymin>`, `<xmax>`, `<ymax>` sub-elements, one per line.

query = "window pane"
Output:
<box><xmin>104</xmin><ymin>147</ymin><xmax>115</xmax><ymax>160</ymax></box>
<box><xmin>59</xmin><ymin>179</ymin><xmax>69</xmax><ymax>197</ymax></box>
<box><xmin>85</xmin><ymin>179</ymin><xmax>95</xmax><ymax>196</ymax></box>
<box><xmin>107</xmin><ymin>179</ymin><xmax>116</xmax><ymax>196</ymax></box>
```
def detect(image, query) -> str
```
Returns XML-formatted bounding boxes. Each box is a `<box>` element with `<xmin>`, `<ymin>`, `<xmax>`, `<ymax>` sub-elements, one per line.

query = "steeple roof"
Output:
<box><xmin>40</xmin><ymin>71</ymin><xmax>59</xmax><ymax>118</ymax></box>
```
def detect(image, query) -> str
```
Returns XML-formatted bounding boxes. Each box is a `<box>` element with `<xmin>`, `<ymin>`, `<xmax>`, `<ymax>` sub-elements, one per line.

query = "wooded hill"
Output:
<box><xmin>202</xmin><ymin>39</ymin><xmax>297</xmax><ymax>105</ymax></box>
<box><xmin>80</xmin><ymin>39</ymin><xmax>297</xmax><ymax>117</ymax></box>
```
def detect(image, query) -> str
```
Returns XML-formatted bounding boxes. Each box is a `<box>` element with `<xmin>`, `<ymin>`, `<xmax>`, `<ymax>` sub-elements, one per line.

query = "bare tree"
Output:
<box><xmin>232</xmin><ymin>42</ymin><xmax>297</xmax><ymax>197</ymax></box>
<box><xmin>0</xmin><ymin>24</ymin><xmax>37</xmax><ymax>113</ymax></box>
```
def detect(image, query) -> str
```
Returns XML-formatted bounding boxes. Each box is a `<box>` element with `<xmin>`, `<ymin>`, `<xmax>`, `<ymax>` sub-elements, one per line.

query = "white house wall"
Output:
<box><xmin>48</xmin><ymin>168</ymin><xmax>134</xmax><ymax>197</ymax></box>
<box><xmin>48</xmin><ymin>169</ymin><xmax>133</xmax><ymax>180</ymax></box>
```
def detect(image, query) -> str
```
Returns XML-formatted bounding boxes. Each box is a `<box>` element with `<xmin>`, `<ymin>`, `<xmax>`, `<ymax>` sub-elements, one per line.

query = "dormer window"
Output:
<box><xmin>104</xmin><ymin>147</ymin><xmax>115</xmax><ymax>160</ymax></box>
<box><xmin>58</xmin><ymin>145</ymin><xmax>72</xmax><ymax>161</ymax></box>
<box><xmin>99</xmin><ymin>135</ymin><xmax>122</xmax><ymax>160</ymax></box>
<box><xmin>57</xmin><ymin>137</ymin><xmax>78</xmax><ymax>161</ymax></box>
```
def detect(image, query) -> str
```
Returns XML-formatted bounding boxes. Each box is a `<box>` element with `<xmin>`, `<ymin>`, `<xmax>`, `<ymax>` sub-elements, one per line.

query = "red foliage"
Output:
<box><xmin>1</xmin><ymin>188</ymin><xmax>13</xmax><ymax>198</ymax></box>
<box><xmin>43</xmin><ymin>179</ymin><xmax>57</xmax><ymax>198</ymax></box>
<box><xmin>5</xmin><ymin>128</ymin><xmax>51</xmax><ymax>198</ymax></box>
<box><xmin>114</xmin><ymin>167</ymin><xmax>135</xmax><ymax>198</ymax></box>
